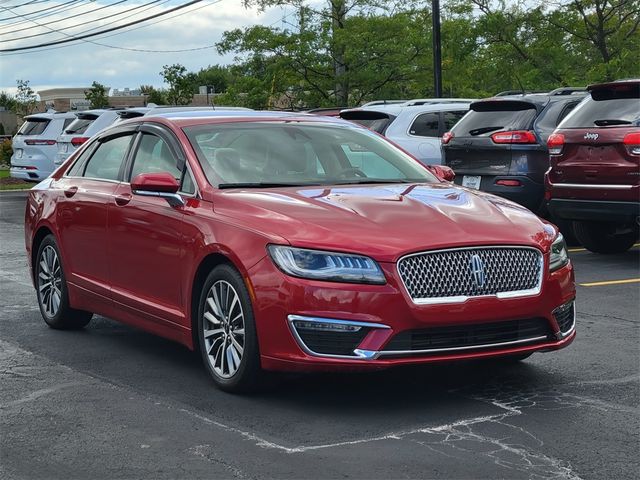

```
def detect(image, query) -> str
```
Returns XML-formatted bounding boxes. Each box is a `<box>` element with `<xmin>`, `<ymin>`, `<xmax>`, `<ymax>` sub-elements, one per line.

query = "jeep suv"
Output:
<box><xmin>441</xmin><ymin>92</ymin><xmax>586</xmax><ymax>214</ymax></box>
<box><xmin>546</xmin><ymin>80</ymin><xmax>639</xmax><ymax>253</ymax></box>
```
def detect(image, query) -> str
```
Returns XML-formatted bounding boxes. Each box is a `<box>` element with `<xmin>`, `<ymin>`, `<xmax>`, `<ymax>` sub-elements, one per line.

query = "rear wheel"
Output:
<box><xmin>197</xmin><ymin>264</ymin><xmax>262</xmax><ymax>392</ymax></box>
<box><xmin>35</xmin><ymin>235</ymin><xmax>92</xmax><ymax>329</ymax></box>
<box><xmin>573</xmin><ymin>221</ymin><xmax>638</xmax><ymax>254</ymax></box>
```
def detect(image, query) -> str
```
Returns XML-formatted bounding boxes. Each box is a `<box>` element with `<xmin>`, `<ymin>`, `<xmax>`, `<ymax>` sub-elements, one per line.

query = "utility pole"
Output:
<box><xmin>432</xmin><ymin>0</ymin><xmax>442</xmax><ymax>98</ymax></box>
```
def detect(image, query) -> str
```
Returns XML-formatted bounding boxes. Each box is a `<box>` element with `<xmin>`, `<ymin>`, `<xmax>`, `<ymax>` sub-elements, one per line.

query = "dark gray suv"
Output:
<box><xmin>441</xmin><ymin>92</ymin><xmax>586</xmax><ymax>215</ymax></box>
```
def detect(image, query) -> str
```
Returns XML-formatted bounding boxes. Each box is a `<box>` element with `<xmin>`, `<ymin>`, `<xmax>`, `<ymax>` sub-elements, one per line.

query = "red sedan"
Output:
<box><xmin>25</xmin><ymin>112</ymin><xmax>576</xmax><ymax>392</ymax></box>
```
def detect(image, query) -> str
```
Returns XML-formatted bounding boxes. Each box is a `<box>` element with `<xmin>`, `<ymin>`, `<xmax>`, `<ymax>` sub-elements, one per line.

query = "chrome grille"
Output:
<box><xmin>398</xmin><ymin>247</ymin><xmax>543</xmax><ymax>303</ymax></box>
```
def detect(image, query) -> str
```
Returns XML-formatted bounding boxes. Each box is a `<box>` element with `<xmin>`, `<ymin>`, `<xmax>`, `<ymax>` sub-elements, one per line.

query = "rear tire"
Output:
<box><xmin>197</xmin><ymin>264</ymin><xmax>262</xmax><ymax>393</ymax></box>
<box><xmin>573</xmin><ymin>221</ymin><xmax>638</xmax><ymax>254</ymax></box>
<box><xmin>35</xmin><ymin>235</ymin><xmax>92</xmax><ymax>329</ymax></box>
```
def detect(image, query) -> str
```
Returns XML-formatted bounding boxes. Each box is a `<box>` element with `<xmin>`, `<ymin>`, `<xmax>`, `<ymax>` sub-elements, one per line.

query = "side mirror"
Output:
<box><xmin>429</xmin><ymin>165</ymin><xmax>455</xmax><ymax>182</ymax></box>
<box><xmin>131</xmin><ymin>172</ymin><xmax>184</xmax><ymax>207</ymax></box>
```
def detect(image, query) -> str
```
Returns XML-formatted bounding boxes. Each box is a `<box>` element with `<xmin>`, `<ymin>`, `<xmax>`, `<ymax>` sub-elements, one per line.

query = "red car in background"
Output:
<box><xmin>546</xmin><ymin>80</ymin><xmax>640</xmax><ymax>253</ymax></box>
<box><xmin>25</xmin><ymin>112</ymin><xmax>575</xmax><ymax>392</ymax></box>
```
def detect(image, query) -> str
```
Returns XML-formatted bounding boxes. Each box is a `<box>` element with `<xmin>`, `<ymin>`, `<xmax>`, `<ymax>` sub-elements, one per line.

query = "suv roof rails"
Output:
<box><xmin>548</xmin><ymin>87</ymin><xmax>587</xmax><ymax>95</ymax></box>
<box><xmin>494</xmin><ymin>90</ymin><xmax>548</xmax><ymax>96</ymax></box>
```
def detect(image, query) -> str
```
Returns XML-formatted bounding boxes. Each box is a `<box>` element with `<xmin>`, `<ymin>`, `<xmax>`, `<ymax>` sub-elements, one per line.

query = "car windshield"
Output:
<box><xmin>183</xmin><ymin>121</ymin><xmax>437</xmax><ymax>187</ymax></box>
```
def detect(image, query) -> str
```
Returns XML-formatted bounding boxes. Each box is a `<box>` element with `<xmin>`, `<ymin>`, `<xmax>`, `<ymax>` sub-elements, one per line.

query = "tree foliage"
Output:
<box><xmin>85</xmin><ymin>81</ymin><xmax>109</xmax><ymax>109</ymax></box>
<box><xmin>14</xmin><ymin>79</ymin><xmax>38</xmax><ymax>117</ymax></box>
<box><xmin>212</xmin><ymin>0</ymin><xmax>639</xmax><ymax>107</ymax></box>
<box><xmin>160</xmin><ymin>64</ymin><xmax>194</xmax><ymax>105</ymax></box>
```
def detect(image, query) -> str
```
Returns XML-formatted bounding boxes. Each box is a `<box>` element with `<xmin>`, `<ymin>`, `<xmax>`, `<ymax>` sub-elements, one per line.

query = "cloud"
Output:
<box><xmin>0</xmin><ymin>0</ymin><xmax>286</xmax><ymax>95</ymax></box>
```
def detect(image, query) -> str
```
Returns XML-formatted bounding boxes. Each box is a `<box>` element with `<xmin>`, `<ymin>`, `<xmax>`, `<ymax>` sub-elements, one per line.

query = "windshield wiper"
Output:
<box><xmin>218</xmin><ymin>182</ymin><xmax>321</xmax><ymax>189</ymax></box>
<box><xmin>593</xmin><ymin>119</ymin><xmax>632</xmax><ymax>126</ymax></box>
<box><xmin>332</xmin><ymin>179</ymin><xmax>417</xmax><ymax>185</ymax></box>
<box><xmin>468</xmin><ymin>126</ymin><xmax>504</xmax><ymax>136</ymax></box>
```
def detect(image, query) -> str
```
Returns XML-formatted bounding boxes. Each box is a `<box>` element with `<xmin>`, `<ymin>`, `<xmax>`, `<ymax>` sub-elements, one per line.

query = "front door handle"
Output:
<box><xmin>64</xmin><ymin>186</ymin><xmax>78</xmax><ymax>198</ymax></box>
<box><xmin>115</xmin><ymin>193</ymin><xmax>132</xmax><ymax>206</ymax></box>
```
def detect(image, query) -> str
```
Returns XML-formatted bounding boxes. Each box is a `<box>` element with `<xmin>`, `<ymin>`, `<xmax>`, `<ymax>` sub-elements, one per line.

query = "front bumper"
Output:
<box><xmin>248</xmin><ymin>255</ymin><xmax>576</xmax><ymax>372</ymax></box>
<box><xmin>548</xmin><ymin>198</ymin><xmax>640</xmax><ymax>224</ymax></box>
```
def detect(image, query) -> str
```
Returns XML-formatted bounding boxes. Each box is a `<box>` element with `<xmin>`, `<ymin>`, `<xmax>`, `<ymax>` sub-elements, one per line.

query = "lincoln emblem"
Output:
<box><xmin>469</xmin><ymin>254</ymin><xmax>486</xmax><ymax>288</ymax></box>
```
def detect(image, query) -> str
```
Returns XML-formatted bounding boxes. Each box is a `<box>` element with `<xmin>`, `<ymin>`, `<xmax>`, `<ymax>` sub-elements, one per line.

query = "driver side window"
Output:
<box><xmin>129</xmin><ymin>134</ymin><xmax>181</xmax><ymax>182</ymax></box>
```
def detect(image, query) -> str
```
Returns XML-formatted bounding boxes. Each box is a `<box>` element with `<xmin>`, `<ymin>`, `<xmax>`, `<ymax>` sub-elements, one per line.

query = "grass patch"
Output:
<box><xmin>0</xmin><ymin>169</ymin><xmax>9</xmax><ymax>179</ymax></box>
<box><xmin>0</xmin><ymin>181</ymin><xmax>33</xmax><ymax>191</ymax></box>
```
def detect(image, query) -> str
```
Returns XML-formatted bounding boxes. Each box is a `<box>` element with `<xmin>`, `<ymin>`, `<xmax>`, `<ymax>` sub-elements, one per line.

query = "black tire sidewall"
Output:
<box><xmin>573</xmin><ymin>221</ymin><xmax>638</xmax><ymax>254</ymax></box>
<box><xmin>35</xmin><ymin>235</ymin><xmax>73</xmax><ymax>328</ymax></box>
<box><xmin>197</xmin><ymin>264</ymin><xmax>260</xmax><ymax>392</ymax></box>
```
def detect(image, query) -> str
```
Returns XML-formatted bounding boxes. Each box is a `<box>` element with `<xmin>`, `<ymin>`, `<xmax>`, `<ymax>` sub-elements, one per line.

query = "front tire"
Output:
<box><xmin>573</xmin><ymin>221</ymin><xmax>638</xmax><ymax>254</ymax></box>
<box><xmin>197</xmin><ymin>264</ymin><xmax>262</xmax><ymax>392</ymax></box>
<box><xmin>35</xmin><ymin>235</ymin><xmax>92</xmax><ymax>329</ymax></box>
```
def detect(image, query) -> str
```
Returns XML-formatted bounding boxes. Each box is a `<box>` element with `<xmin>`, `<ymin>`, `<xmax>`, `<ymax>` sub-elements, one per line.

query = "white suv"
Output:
<box><xmin>340</xmin><ymin>101</ymin><xmax>473</xmax><ymax>164</ymax></box>
<box><xmin>10</xmin><ymin>112</ymin><xmax>76</xmax><ymax>181</ymax></box>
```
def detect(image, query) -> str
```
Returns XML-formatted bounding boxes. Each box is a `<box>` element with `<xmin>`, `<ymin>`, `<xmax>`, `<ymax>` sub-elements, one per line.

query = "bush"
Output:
<box><xmin>0</xmin><ymin>139</ymin><xmax>13</xmax><ymax>166</ymax></box>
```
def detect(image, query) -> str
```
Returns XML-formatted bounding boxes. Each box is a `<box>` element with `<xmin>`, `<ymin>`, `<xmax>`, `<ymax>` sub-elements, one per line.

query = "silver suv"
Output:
<box><xmin>340</xmin><ymin>101</ymin><xmax>473</xmax><ymax>164</ymax></box>
<box><xmin>10</xmin><ymin>112</ymin><xmax>77</xmax><ymax>181</ymax></box>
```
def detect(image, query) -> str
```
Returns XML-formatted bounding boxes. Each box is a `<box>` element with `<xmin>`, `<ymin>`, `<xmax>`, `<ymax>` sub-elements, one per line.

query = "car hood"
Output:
<box><xmin>213</xmin><ymin>183</ymin><xmax>555</xmax><ymax>262</ymax></box>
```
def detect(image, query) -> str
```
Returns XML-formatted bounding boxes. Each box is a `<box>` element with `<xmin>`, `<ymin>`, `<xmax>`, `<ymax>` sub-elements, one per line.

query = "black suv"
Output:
<box><xmin>441</xmin><ymin>93</ymin><xmax>586</xmax><ymax>215</ymax></box>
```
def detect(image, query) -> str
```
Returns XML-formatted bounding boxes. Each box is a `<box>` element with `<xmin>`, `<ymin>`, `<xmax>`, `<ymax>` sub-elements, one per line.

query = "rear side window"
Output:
<box><xmin>409</xmin><ymin>112</ymin><xmax>439</xmax><ymax>137</ymax></box>
<box><xmin>451</xmin><ymin>104</ymin><xmax>537</xmax><ymax>136</ymax></box>
<box><xmin>340</xmin><ymin>111</ymin><xmax>396</xmax><ymax>134</ymax></box>
<box><xmin>558</xmin><ymin>88</ymin><xmax>640</xmax><ymax>128</ymax></box>
<box><xmin>535</xmin><ymin>100</ymin><xmax>580</xmax><ymax>136</ymax></box>
<box><xmin>83</xmin><ymin>134</ymin><xmax>133</xmax><ymax>181</ymax></box>
<box><xmin>16</xmin><ymin>119</ymin><xmax>50</xmax><ymax>136</ymax></box>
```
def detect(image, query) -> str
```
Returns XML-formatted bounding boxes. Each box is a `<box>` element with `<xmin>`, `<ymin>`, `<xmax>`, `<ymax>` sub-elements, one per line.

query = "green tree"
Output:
<box><xmin>14</xmin><ymin>79</ymin><xmax>38</xmax><ymax>117</ymax></box>
<box><xmin>85</xmin><ymin>81</ymin><xmax>109</xmax><ymax>109</ymax></box>
<box><xmin>0</xmin><ymin>91</ymin><xmax>16</xmax><ymax>111</ymax></box>
<box><xmin>140</xmin><ymin>85</ymin><xmax>167</xmax><ymax>105</ymax></box>
<box><xmin>160</xmin><ymin>64</ymin><xmax>194</xmax><ymax>105</ymax></box>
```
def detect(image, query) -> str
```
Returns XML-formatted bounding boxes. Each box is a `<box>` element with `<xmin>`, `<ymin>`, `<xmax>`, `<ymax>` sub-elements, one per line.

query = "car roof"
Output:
<box><xmin>25</xmin><ymin>111</ymin><xmax>77</xmax><ymax>120</ymax></box>
<box><xmin>132</xmin><ymin>111</ymin><xmax>353</xmax><ymax>129</ymax></box>
<box><xmin>341</xmin><ymin>102</ymin><xmax>471</xmax><ymax>117</ymax></box>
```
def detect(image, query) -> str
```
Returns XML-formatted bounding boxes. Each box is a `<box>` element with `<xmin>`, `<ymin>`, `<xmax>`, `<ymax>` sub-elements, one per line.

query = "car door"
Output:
<box><xmin>107</xmin><ymin>124</ymin><xmax>193</xmax><ymax>329</ymax></box>
<box><xmin>55</xmin><ymin>128</ymin><xmax>137</xmax><ymax>300</ymax></box>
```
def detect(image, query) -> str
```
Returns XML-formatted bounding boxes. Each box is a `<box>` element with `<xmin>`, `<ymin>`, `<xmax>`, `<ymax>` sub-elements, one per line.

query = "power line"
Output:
<box><xmin>0</xmin><ymin>0</ymin><xmax>91</xmax><ymax>28</ymax></box>
<box><xmin>0</xmin><ymin>0</ymin><xmax>81</xmax><ymax>22</ymax></box>
<box><xmin>5</xmin><ymin>0</ymin><xmax>168</xmax><ymax>41</ymax></box>
<box><xmin>0</xmin><ymin>0</ymin><xmax>203</xmax><ymax>52</ymax></box>
<box><xmin>0</xmin><ymin>0</ymin><xmax>228</xmax><ymax>56</ymax></box>
<box><xmin>1</xmin><ymin>0</ymin><xmax>129</xmax><ymax>37</ymax></box>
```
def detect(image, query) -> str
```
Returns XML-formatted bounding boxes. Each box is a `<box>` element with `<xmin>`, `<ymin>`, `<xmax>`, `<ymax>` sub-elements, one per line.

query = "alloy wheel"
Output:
<box><xmin>38</xmin><ymin>245</ymin><xmax>62</xmax><ymax>318</ymax></box>
<box><xmin>203</xmin><ymin>280</ymin><xmax>246</xmax><ymax>378</ymax></box>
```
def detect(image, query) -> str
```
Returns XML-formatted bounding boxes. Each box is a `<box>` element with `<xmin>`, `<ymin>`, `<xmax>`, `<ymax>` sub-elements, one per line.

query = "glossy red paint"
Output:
<box><xmin>26</xmin><ymin>114</ymin><xmax>576</xmax><ymax>374</ymax></box>
<box><xmin>131</xmin><ymin>172</ymin><xmax>180</xmax><ymax>193</ymax></box>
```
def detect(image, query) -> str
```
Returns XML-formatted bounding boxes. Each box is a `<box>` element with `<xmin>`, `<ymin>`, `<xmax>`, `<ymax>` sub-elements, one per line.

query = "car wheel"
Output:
<box><xmin>573</xmin><ymin>221</ymin><xmax>638</xmax><ymax>254</ymax></box>
<box><xmin>35</xmin><ymin>235</ymin><xmax>92</xmax><ymax>329</ymax></box>
<box><xmin>197</xmin><ymin>264</ymin><xmax>262</xmax><ymax>392</ymax></box>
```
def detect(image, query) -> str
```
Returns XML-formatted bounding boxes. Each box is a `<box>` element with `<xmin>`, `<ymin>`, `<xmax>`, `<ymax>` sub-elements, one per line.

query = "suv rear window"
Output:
<box><xmin>450</xmin><ymin>103</ymin><xmax>537</xmax><ymax>136</ymax></box>
<box><xmin>558</xmin><ymin>86</ymin><xmax>640</xmax><ymax>128</ymax></box>
<box><xmin>16</xmin><ymin>118</ymin><xmax>50</xmax><ymax>136</ymax></box>
<box><xmin>65</xmin><ymin>115</ymin><xmax>99</xmax><ymax>135</ymax></box>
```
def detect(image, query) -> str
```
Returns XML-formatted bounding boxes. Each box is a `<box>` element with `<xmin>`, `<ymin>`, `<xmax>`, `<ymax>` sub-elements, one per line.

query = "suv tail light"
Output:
<box><xmin>441</xmin><ymin>131</ymin><xmax>454</xmax><ymax>144</ymax></box>
<box><xmin>490</xmin><ymin>130</ymin><xmax>537</xmax><ymax>144</ymax></box>
<box><xmin>71</xmin><ymin>137</ymin><xmax>90</xmax><ymax>147</ymax></box>
<box><xmin>623</xmin><ymin>132</ymin><xmax>640</xmax><ymax>155</ymax></box>
<box><xmin>25</xmin><ymin>139</ymin><xmax>56</xmax><ymax>146</ymax></box>
<box><xmin>547</xmin><ymin>133</ymin><xmax>565</xmax><ymax>155</ymax></box>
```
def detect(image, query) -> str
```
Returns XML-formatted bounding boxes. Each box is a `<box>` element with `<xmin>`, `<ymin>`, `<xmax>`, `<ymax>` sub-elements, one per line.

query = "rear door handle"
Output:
<box><xmin>64</xmin><ymin>186</ymin><xmax>78</xmax><ymax>198</ymax></box>
<box><xmin>115</xmin><ymin>193</ymin><xmax>132</xmax><ymax>206</ymax></box>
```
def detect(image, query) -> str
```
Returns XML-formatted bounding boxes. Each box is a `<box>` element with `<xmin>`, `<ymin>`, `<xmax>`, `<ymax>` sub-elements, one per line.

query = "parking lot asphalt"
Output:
<box><xmin>1</xmin><ymin>190</ymin><xmax>638</xmax><ymax>480</ymax></box>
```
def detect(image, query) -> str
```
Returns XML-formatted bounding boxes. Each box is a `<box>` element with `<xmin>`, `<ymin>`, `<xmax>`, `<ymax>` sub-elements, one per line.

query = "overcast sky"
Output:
<box><xmin>0</xmin><ymin>0</ymin><xmax>289</xmax><ymax>96</ymax></box>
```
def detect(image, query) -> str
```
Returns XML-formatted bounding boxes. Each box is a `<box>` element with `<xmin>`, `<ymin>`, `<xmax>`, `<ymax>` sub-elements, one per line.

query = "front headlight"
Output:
<box><xmin>549</xmin><ymin>233</ymin><xmax>569</xmax><ymax>272</ymax></box>
<box><xmin>267</xmin><ymin>245</ymin><xmax>386</xmax><ymax>284</ymax></box>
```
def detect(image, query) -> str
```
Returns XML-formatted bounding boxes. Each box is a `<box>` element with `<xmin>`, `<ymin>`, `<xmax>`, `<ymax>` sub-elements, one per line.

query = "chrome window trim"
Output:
<box><xmin>287</xmin><ymin>314</ymin><xmax>390</xmax><ymax>360</ymax></box>
<box><xmin>62</xmin><ymin>175</ymin><xmax>121</xmax><ymax>184</ymax></box>
<box><xmin>396</xmin><ymin>245</ymin><xmax>544</xmax><ymax>305</ymax></box>
<box><xmin>551</xmin><ymin>183</ymin><xmax>635</xmax><ymax>190</ymax></box>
